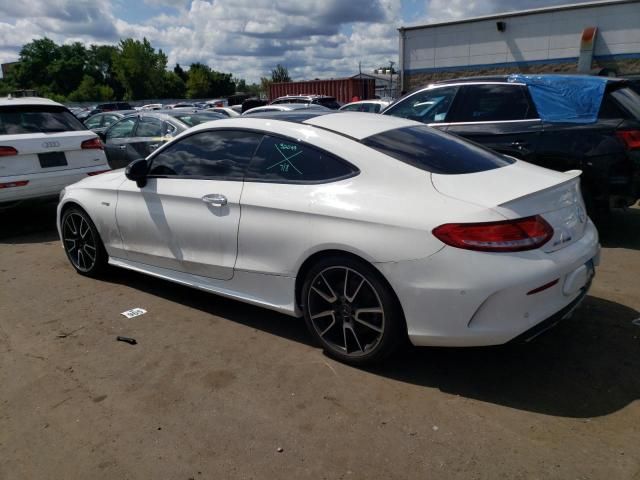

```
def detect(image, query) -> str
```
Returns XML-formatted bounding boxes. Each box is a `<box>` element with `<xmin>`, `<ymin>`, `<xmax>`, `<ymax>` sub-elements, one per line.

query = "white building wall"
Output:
<box><xmin>403</xmin><ymin>0</ymin><xmax>640</xmax><ymax>76</ymax></box>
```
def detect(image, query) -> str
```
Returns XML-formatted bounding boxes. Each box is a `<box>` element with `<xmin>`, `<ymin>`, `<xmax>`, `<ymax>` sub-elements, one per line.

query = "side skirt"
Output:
<box><xmin>108</xmin><ymin>257</ymin><xmax>300</xmax><ymax>317</ymax></box>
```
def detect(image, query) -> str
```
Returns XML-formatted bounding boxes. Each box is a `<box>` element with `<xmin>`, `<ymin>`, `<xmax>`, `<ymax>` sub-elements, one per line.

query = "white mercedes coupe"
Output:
<box><xmin>57</xmin><ymin>111</ymin><xmax>600</xmax><ymax>365</ymax></box>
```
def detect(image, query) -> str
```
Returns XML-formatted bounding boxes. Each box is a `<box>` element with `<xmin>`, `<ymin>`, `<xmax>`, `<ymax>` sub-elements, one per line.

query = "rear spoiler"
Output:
<box><xmin>498</xmin><ymin>170</ymin><xmax>582</xmax><ymax>207</ymax></box>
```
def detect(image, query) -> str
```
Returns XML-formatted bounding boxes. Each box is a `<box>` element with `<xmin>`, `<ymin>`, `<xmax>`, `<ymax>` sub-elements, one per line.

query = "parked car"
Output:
<box><xmin>382</xmin><ymin>75</ymin><xmax>640</xmax><ymax>212</ymax></box>
<box><xmin>241</xmin><ymin>98</ymin><xmax>268</xmax><ymax>113</ymax></box>
<box><xmin>339</xmin><ymin>100</ymin><xmax>391</xmax><ymax>113</ymax></box>
<box><xmin>84</xmin><ymin>110</ymin><xmax>136</xmax><ymax>134</ymax></box>
<box><xmin>99</xmin><ymin>110</ymin><xmax>224</xmax><ymax>169</ymax></box>
<box><xmin>0</xmin><ymin>97</ymin><xmax>109</xmax><ymax>206</ymax></box>
<box><xmin>84</xmin><ymin>102</ymin><xmax>133</xmax><ymax>118</ymax></box>
<box><xmin>140</xmin><ymin>104</ymin><xmax>163</xmax><ymax>111</ymax></box>
<box><xmin>58</xmin><ymin>111</ymin><xmax>599</xmax><ymax>365</ymax></box>
<box><xmin>242</xmin><ymin>103</ymin><xmax>330</xmax><ymax>116</ymax></box>
<box><xmin>165</xmin><ymin>103</ymin><xmax>195</xmax><ymax>110</ymax></box>
<box><xmin>207</xmin><ymin>107</ymin><xmax>240</xmax><ymax>117</ymax></box>
<box><xmin>230</xmin><ymin>105</ymin><xmax>243</xmax><ymax>114</ymax></box>
<box><xmin>270</xmin><ymin>95</ymin><xmax>341</xmax><ymax>110</ymax></box>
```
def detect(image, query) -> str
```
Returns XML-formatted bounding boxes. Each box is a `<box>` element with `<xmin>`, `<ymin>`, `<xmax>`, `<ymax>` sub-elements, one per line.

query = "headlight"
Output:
<box><xmin>59</xmin><ymin>188</ymin><xmax>66</xmax><ymax>202</ymax></box>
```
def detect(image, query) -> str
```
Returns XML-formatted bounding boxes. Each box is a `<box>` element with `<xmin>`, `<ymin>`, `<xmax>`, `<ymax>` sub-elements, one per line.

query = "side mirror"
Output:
<box><xmin>125</xmin><ymin>158</ymin><xmax>148</xmax><ymax>188</ymax></box>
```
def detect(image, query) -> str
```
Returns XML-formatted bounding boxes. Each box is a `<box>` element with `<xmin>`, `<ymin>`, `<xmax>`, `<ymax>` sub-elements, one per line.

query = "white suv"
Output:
<box><xmin>0</xmin><ymin>96</ymin><xmax>109</xmax><ymax>205</ymax></box>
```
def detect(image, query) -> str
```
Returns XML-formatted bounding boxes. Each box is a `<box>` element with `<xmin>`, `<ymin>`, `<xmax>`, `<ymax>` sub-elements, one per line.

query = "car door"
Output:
<box><xmin>115</xmin><ymin>129</ymin><xmax>263</xmax><ymax>280</ymax></box>
<box><xmin>104</xmin><ymin>117</ymin><xmax>138</xmax><ymax>169</ymax></box>
<box><xmin>128</xmin><ymin>115</ymin><xmax>164</xmax><ymax>159</ymax></box>
<box><xmin>445</xmin><ymin>83</ymin><xmax>542</xmax><ymax>162</ymax></box>
<box><xmin>381</xmin><ymin>85</ymin><xmax>459</xmax><ymax>131</ymax></box>
<box><xmin>237</xmin><ymin>134</ymin><xmax>359</xmax><ymax>277</ymax></box>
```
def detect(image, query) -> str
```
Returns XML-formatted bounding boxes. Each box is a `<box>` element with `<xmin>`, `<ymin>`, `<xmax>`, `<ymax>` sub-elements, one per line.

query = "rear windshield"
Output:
<box><xmin>173</xmin><ymin>112</ymin><xmax>223</xmax><ymax>126</ymax></box>
<box><xmin>610</xmin><ymin>87</ymin><xmax>640</xmax><ymax>120</ymax></box>
<box><xmin>0</xmin><ymin>105</ymin><xmax>86</xmax><ymax>134</ymax></box>
<box><xmin>361</xmin><ymin>125</ymin><xmax>514</xmax><ymax>174</ymax></box>
<box><xmin>314</xmin><ymin>97</ymin><xmax>340</xmax><ymax>109</ymax></box>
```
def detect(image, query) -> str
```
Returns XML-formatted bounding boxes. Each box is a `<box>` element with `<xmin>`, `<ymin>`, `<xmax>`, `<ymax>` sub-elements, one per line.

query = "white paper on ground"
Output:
<box><xmin>121</xmin><ymin>308</ymin><xmax>147</xmax><ymax>319</ymax></box>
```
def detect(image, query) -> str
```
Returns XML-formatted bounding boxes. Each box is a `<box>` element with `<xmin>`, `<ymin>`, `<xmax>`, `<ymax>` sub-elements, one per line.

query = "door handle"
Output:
<box><xmin>149</xmin><ymin>144</ymin><xmax>159</xmax><ymax>150</ymax></box>
<box><xmin>202</xmin><ymin>194</ymin><xmax>227</xmax><ymax>207</ymax></box>
<box><xmin>119</xmin><ymin>145</ymin><xmax>127</xmax><ymax>150</ymax></box>
<box><xmin>511</xmin><ymin>141</ymin><xmax>530</xmax><ymax>149</ymax></box>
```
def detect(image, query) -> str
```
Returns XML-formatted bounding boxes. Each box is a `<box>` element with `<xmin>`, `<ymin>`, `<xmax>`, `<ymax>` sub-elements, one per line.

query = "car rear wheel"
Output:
<box><xmin>61</xmin><ymin>207</ymin><xmax>107</xmax><ymax>276</ymax></box>
<box><xmin>302</xmin><ymin>256</ymin><xmax>405</xmax><ymax>366</ymax></box>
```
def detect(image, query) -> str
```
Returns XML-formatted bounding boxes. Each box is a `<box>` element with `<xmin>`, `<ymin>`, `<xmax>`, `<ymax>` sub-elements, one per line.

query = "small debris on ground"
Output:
<box><xmin>117</xmin><ymin>336</ymin><xmax>137</xmax><ymax>345</ymax></box>
<box><xmin>276</xmin><ymin>447</ymin><xmax>284</xmax><ymax>453</ymax></box>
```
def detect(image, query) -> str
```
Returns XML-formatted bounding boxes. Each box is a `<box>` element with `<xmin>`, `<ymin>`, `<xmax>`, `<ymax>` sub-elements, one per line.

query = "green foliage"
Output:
<box><xmin>271</xmin><ymin>64</ymin><xmax>291</xmax><ymax>83</ymax></box>
<box><xmin>5</xmin><ymin>37</ymin><xmax>238</xmax><ymax>102</ymax></box>
<box><xmin>112</xmin><ymin>38</ymin><xmax>167</xmax><ymax>100</ymax></box>
<box><xmin>260</xmin><ymin>76</ymin><xmax>272</xmax><ymax>94</ymax></box>
<box><xmin>67</xmin><ymin>76</ymin><xmax>114</xmax><ymax>102</ymax></box>
<box><xmin>161</xmin><ymin>71</ymin><xmax>186</xmax><ymax>98</ymax></box>
<box><xmin>186</xmin><ymin>63</ymin><xmax>235</xmax><ymax>98</ymax></box>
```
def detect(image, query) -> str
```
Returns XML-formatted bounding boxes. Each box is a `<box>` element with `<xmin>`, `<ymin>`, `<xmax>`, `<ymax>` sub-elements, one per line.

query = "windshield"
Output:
<box><xmin>0</xmin><ymin>105</ymin><xmax>86</xmax><ymax>134</ymax></box>
<box><xmin>173</xmin><ymin>112</ymin><xmax>223</xmax><ymax>127</ymax></box>
<box><xmin>610</xmin><ymin>87</ymin><xmax>640</xmax><ymax>120</ymax></box>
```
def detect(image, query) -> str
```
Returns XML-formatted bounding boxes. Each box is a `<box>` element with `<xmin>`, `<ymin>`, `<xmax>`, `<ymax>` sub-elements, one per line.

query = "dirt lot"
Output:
<box><xmin>1</xmin><ymin>201</ymin><xmax>639</xmax><ymax>480</ymax></box>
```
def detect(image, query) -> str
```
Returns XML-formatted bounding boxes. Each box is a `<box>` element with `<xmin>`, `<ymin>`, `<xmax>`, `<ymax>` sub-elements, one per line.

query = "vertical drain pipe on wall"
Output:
<box><xmin>398</xmin><ymin>27</ymin><xmax>406</xmax><ymax>94</ymax></box>
<box><xmin>578</xmin><ymin>26</ymin><xmax>598</xmax><ymax>73</ymax></box>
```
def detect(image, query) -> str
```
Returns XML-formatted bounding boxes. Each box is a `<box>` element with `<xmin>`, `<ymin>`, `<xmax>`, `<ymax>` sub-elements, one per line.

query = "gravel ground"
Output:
<box><xmin>1</xmin><ymin>201</ymin><xmax>639</xmax><ymax>479</ymax></box>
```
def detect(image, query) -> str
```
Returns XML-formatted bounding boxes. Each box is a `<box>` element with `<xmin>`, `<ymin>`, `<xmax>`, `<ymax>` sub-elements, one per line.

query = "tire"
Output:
<box><xmin>61</xmin><ymin>207</ymin><xmax>108</xmax><ymax>276</ymax></box>
<box><xmin>301</xmin><ymin>255</ymin><xmax>405</xmax><ymax>366</ymax></box>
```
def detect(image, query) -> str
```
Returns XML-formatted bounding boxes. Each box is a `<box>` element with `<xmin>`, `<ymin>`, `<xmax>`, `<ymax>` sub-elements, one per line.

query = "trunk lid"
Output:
<box><xmin>431</xmin><ymin>160</ymin><xmax>589</xmax><ymax>252</ymax></box>
<box><xmin>0</xmin><ymin>131</ymin><xmax>106</xmax><ymax>176</ymax></box>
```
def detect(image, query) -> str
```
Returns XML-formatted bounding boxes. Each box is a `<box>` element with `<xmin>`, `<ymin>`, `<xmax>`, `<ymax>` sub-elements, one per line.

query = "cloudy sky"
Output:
<box><xmin>0</xmin><ymin>0</ymin><xmax>596</xmax><ymax>82</ymax></box>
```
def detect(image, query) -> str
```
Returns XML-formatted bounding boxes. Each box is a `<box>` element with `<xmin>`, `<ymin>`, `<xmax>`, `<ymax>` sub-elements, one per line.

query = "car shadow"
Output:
<box><xmin>100</xmin><ymin>267</ymin><xmax>640</xmax><ymax>419</ymax></box>
<box><xmin>0</xmin><ymin>199</ymin><xmax>60</xmax><ymax>244</ymax></box>
<box><xmin>596</xmin><ymin>205</ymin><xmax>640</xmax><ymax>250</ymax></box>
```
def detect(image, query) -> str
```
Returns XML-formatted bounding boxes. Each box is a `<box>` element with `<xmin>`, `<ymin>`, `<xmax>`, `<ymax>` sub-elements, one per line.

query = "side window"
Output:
<box><xmin>246</xmin><ymin>135</ymin><xmax>357</xmax><ymax>183</ymax></box>
<box><xmin>102</xmin><ymin>114</ymin><xmax>120</xmax><ymax>127</ymax></box>
<box><xmin>163</xmin><ymin>121</ymin><xmax>177</xmax><ymax>136</ymax></box>
<box><xmin>106</xmin><ymin>118</ymin><xmax>137</xmax><ymax>139</ymax></box>
<box><xmin>148</xmin><ymin>130</ymin><xmax>262</xmax><ymax>178</ymax></box>
<box><xmin>383</xmin><ymin>86</ymin><xmax>458</xmax><ymax>123</ymax></box>
<box><xmin>342</xmin><ymin>104</ymin><xmax>359</xmax><ymax>111</ymax></box>
<box><xmin>452</xmin><ymin>84</ymin><xmax>536</xmax><ymax>122</ymax></box>
<box><xmin>84</xmin><ymin>115</ymin><xmax>102</xmax><ymax>129</ymax></box>
<box><xmin>373</xmin><ymin>104</ymin><xmax>382</xmax><ymax>113</ymax></box>
<box><xmin>135</xmin><ymin>116</ymin><xmax>162</xmax><ymax>137</ymax></box>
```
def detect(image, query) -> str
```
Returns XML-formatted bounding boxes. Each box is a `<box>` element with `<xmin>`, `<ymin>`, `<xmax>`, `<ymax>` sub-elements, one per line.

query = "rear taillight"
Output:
<box><xmin>616</xmin><ymin>130</ymin><xmax>640</xmax><ymax>150</ymax></box>
<box><xmin>0</xmin><ymin>146</ymin><xmax>18</xmax><ymax>156</ymax></box>
<box><xmin>433</xmin><ymin>215</ymin><xmax>553</xmax><ymax>252</ymax></box>
<box><xmin>81</xmin><ymin>138</ymin><xmax>104</xmax><ymax>150</ymax></box>
<box><xmin>87</xmin><ymin>169</ymin><xmax>111</xmax><ymax>176</ymax></box>
<box><xmin>0</xmin><ymin>180</ymin><xmax>29</xmax><ymax>189</ymax></box>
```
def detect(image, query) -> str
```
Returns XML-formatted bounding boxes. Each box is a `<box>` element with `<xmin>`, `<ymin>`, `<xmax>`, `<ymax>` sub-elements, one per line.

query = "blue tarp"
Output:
<box><xmin>507</xmin><ymin>74</ymin><xmax>609</xmax><ymax>124</ymax></box>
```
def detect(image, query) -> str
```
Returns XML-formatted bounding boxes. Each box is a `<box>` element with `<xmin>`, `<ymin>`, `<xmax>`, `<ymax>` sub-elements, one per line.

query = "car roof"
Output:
<box><xmin>187</xmin><ymin>111</ymin><xmax>420</xmax><ymax>140</ymax></box>
<box><xmin>0</xmin><ymin>96</ymin><xmax>64</xmax><ymax>108</ymax></box>
<box><xmin>432</xmin><ymin>73</ymin><xmax>626</xmax><ymax>86</ymax></box>
<box><xmin>342</xmin><ymin>100</ymin><xmax>390</xmax><ymax>105</ymax></box>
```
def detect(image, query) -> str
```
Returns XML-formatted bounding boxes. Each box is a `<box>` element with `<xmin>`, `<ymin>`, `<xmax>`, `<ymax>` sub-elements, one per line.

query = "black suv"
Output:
<box><xmin>382</xmin><ymin>76</ymin><xmax>640</xmax><ymax>211</ymax></box>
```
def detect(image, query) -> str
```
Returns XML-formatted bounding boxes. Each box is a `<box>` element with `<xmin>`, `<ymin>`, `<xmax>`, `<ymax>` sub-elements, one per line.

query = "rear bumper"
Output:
<box><xmin>376</xmin><ymin>220</ymin><xmax>600</xmax><ymax>347</ymax></box>
<box><xmin>0</xmin><ymin>165</ymin><xmax>109</xmax><ymax>204</ymax></box>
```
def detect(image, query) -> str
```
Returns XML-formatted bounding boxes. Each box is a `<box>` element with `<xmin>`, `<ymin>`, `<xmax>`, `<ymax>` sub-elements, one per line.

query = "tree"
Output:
<box><xmin>48</xmin><ymin>42</ymin><xmax>88</xmax><ymax>96</ymax></box>
<box><xmin>186</xmin><ymin>63</ymin><xmax>211</xmax><ymax>98</ymax></box>
<box><xmin>260</xmin><ymin>76</ymin><xmax>272</xmax><ymax>96</ymax></box>
<box><xmin>112</xmin><ymin>38</ymin><xmax>167</xmax><ymax>100</ymax></box>
<box><xmin>173</xmin><ymin>63</ymin><xmax>188</xmax><ymax>83</ymax></box>
<box><xmin>13</xmin><ymin>38</ymin><xmax>60</xmax><ymax>89</ymax></box>
<box><xmin>160</xmin><ymin>71</ymin><xmax>186</xmax><ymax>98</ymax></box>
<box><xmin>271</xmin><ymin>64</ymin><xmax>291</xmax><ymax>83</ymax></box>
<box><xmin>68</xmin><ymin>75</ymin><xmax>114</xmax><ymax>102</ymax></box>
<box><xmin>87</xmin><ymin>45</ymin><xmax>123</xmax><ymax>99</ymax></box>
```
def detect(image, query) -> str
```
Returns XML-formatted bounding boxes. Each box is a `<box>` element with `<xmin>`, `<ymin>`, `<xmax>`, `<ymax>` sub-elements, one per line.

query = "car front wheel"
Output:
<box><xmin>61</xmin><ymin>207</ymin><xmax>108</xmax><ymax>276</ymax></box>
